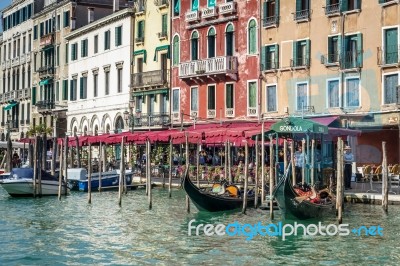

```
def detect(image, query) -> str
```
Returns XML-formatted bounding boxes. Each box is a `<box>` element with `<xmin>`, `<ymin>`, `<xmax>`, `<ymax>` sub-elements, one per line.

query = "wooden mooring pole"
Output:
<box><xmin>118</xmin><ymin>137</ymin><xmax>125</xmax><ymax>207</ymax></box>
<box><xmin>88</xmin><ymin>143</ymin><xmax>92</xmax><ymax>204</ymax></box>
<box><xmin>58</xmin><ymin>142</ymin><xmax>63</xmax><ymax>200</ymax></box>
<box><xmin>336</xmin><ymin>138</ymin><xmax>344</xmax><ymax>224</ymax></box>
<box><xmin>64</xmin><ymin>136</ymin><xmax>68</xmax><ymax>196</ymax></box>
<box><xmin>147</xmin><ymin>140</ymin><xmax>152</xmax><ymax>210</ymax></box>
<box><xmin>269</xmin><ymin>135</ymin><xmax>274</xmax><ymax>219</ymax></box>
<box><xmin>98</xmin><ymin>142</ymin><xmax>103</xmax><ymax>192</ymax></box>
<box><xmin>382</xmin><ymin>141</ymin><xmax>388</xmax><ymax>213</ymax></box>
<box><xmin>185</xmin><ymin>134</ymin><xmax>190</xmax><ymax>213</ymax></box>
<box><xmin>291</xmin><ymin>141</ymin><xmax>295</xmax><ymax>186</ymax></box>
<box><xmin>242</xmin><ymin>141</ymin><xmax>248</xmax><ymax>214</ymax></box>
<box><xmin>33</xmin><ymin>136</ymin><xmax>38</xmax><ymax>197</ymax></box>
<box><xmin>254</xmin><ymin>136</ymin><xmax>259</xmax><ymax>209</ymax></box>
<box><xmin>168</xmin><ymin>138</ymin><xmax>172</xmax><ymax>198</ymax></box>
<box><xmin>51</xmin><ymin>137</ymin><xmax>57</xmax><ymax>176</ymax></box>
<box><xmin>37</xmin><ymin>136</ymin><xmax>42</xmax><ymax>197</ymax></box>
<box><xmin>261</xmin><ymin>122</ymin><xmax>265</xmax><ymax>205</ymax></box>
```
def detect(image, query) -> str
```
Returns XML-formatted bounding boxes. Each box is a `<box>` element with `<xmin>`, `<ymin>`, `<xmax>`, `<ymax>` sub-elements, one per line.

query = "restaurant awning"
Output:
<box><xmin>3</xmin><ymin>102</ymin><xmax>17</xmax><ymax>110</ymax></box>
<box><xmin>39</xmin><ymin>78</ymin><xmax>52</xmax><ymax>86</ymax></box>
<box><xmin>153</xmin><ymin>45</ymin><xmax>170</xmax><ymax>61</ymax></box>
<box><xmin>133</xmin><ymin>49</ymin><xmax>147</xmax><ymax>63</ymax></box>
<box><xmin>133</xmin><ymin>88</ymin><xmax>168</xmax><ymax>97</ymax></box>
<box><xmin>270</xmin><ymin>117</ymin><xmax>328</xmax><ymax>134</ymax></box>
<box><xmin>309</xmin><ymin>116</ymin><xmax>338</xmax><ymax>126</ymax></box>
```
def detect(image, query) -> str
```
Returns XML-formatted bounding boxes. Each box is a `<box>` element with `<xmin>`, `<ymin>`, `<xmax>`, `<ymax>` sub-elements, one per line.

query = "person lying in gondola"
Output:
<box><xmin>294</xmin><ymin>187</ymin><xmax>335</xmax><ymax>204</ymax></box>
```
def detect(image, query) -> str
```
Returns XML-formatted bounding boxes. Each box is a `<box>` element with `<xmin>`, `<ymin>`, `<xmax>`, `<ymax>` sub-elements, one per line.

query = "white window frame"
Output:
<box><xmin>247</xmin><ymin>79</ymin><xmax>258</xmax><ymax>116</ymax></box>
<box><xmin>295</xmin><ymin>81</ymin><xmax>309</xmax><ymax>111</ymax></box>
<box><xmin>172</xmin><ymin>34</ymin><xmax>180</xmax><ymax>66</ymax></box>
<box><xmin>344</xmin><ymin>76</ymin><xmax>361</xmax><ymax>108</ymax></box>
<box><xmin>382</xmin><ymin>26</ymin><xmax>400</xmax><ymax>65</ymax></box>
<box><xmin>381</xmin><ymin>71</ymin><xmax>400</xmax><ymax>105</ymax></box>
<box><xmin>225</xmin><ymin>82</ymin><xmax>235</xmax><ymax>117</ymax></box>
<box><xmin>225</xmin><ymin>23</ymin><xmax>235</xmax><ymax>56</ymax></box>
<box><xmin>207</xmin><ymin>83</ymin><xmax>217</xmax><ymax>117</ymax></box>
<box><xmin>247</xmin><ymin>17</ymin><xmax>258</xmax><ymax>56</ymax></box>
<box><xmin>190</xmin><ymin>86</ymin><xmax>199</xmax><ymax>112</ymax></box>
<box><xmin>190</xmin><ymin>30</ymin><xmax>200</xmax><ymax>61</ymax></box>
<box><xmin>326</xmin><ymin>78</ymin><xmax>341</xmax><ymax>108</ymax></box>
<box><xmin>172</xmin><ymin>87</ymin><xmax>180</xmax><ymax>113</ymax></box>
<box><xmin>266</xmin><ymin>83</ymin><xmax>278</xmax><ymax>113</ymax></box>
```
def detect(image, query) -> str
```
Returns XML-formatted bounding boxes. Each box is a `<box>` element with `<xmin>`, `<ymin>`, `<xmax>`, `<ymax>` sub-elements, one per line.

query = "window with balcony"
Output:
<box><xmin>207</xmin><ymin>85</ymin><xmax>216</xmax><ymax>117</ymax></box>
<box><xmin>296</xmin><ymin>82</ymin><xmax>308</xmax><ymax>111</ymax></box>
<box><xmin>342</xmin><ymin>34</ymin><xmax>362</xmax><ymax>69</ymax></box>
<box><xmin>225</xmin><ymin>83</ymin><xmax>234</xmax><ymax>115</ymax></box>
<box><xmin>207</xmin><ymin>27</ymin><xmax>216</xmax><ymax>58</ymax></box>
<box><xmin>104</xmin><ymin>30</ymin><xmax>111</xmax><ymax>50</ymax></box>
<box><xmin>292</xmin><ymin>39</ymin><xmax>310</xmax><ymax>68</ymax></box>
<box><xmin>382</xmin><ymin>28</ymin><xmax>398</xmax><ymax>65</ymax></box>
<box><xmin>261</xmin><ymin>44</ymin><xmax>279</xmax><ymax>70</ymax></box>
<box><xmin>192</xmin><ymin>0</ymin><xmax>199</xmax><ymax>11</ymax></box>
<box><xmin>71</xmin><ymin>43</ymin><xmax>77</xmax><ymax>61</ymax></box>
<box><xmin>137</xmin><ymin>21</ymin><xmax>145</xmax><ymax>43</ymax></box>
<box><xmin>226</xmin><ymin>23</ymin><xmax>234</xmax><ymax>56</ymax></box>
<box><xmin>248</xmin><ymin>19</ymin><xmax>257</xmax><ymax>55</ymax></box>
<box><xmin>172</xmin><ymin>88</ymin><xmax>180</xmax><ymax>113</ymax></box>
<box><xmin>191</xmin><ymin>31</ymin><xmax>199</xmax><ymax>60</ymax></box>
<box><xmin>341</xmin><ymin>0</ymin><xmax>361</xmax><ymax>12</ymax></box>
<box><xmin>173</xmin><ymin>35</ymin><xmax>180</xmax><ymax>66</ymax></box>
<box><xmin>191</xmin><ymin>87</ymin><xmax>198</xmax><ymax>112</ymax></box>
<box><xmin>294</xmin><ymin>0</ymin><xmax>310</xmax><ymax>21</ymax></box>
<box><xmin>263</xmin><ymin>0</ymin><xmax>279</xmax><ymax>27</ymax></box>
<box><xmin>383</xmin><ymin>73</ymin><xmax>399</xmax><ymax>104</ymax></box>
<box><xmin>323</xmin><ymin>35</ymin><xmax>340</xmax><ymax>64</ymax></box>
<box><xmin>115</xmin><ymin>26</ymin><xmax>122</xmax><ymax>47</ymax></box>
<box><xmin>80</xmin><ymin>76</ymin><xmax>87</xmax><ymax>100</ymax></box>
<box><xmin>327</xmin><ymin>79</ymin><xmax>340</xmax><ymax>108</ymax></box>
<box><xmin>248</xmin><ymin>81</ymin><xmax>257</xmax><ymax>116</ymax></box>
<box><xmin>173</xmin><ymin>0</ymin><xmax>180</xmax><ymax>16</ymax></box>
<box><xmin>266</xmin><ymin>85</ymin><xmax>277</xmax><ymax>112</ymax></box>
<box><xmin>345</xmin><ymin>77</ymin><xmax>360</xmax><ymax>107</ymax></box>
<box><xmin>325</xmin><ymin>0</ymin><xmax>340</xmax><ymax>15</ymax></box>
<box><xmin>81</xmin><ymin>39</ymin><xmax>88</xmax><ymax>58</ymax></box>
<box><xmin>70</xmin><ymin>77</ymin><xmax>77</xmax><ymax>101</ymax></box>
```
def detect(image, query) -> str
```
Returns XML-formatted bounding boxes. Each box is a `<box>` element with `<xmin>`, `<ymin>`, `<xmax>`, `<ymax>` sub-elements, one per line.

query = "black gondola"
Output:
<box><xmin>273</xmin><ymin>167</ymin><xmax>335</xmax><ymax>220</ymax></box>
<box><xmin>182</xmin><ymin>170</ymin><xmax>258</xmax><ymax>212</ymax></box>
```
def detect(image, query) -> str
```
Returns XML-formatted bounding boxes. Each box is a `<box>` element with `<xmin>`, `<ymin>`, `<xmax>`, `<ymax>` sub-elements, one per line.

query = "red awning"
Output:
<box><xmin>309</xmin><ymin>116</ymin><xmax>338</xmax><ymax>126</ymax></box>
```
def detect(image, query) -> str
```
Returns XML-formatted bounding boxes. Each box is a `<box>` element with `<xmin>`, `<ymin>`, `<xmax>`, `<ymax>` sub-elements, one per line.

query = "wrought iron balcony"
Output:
<box><xmin>9</xmin><ymin>121</ymin><xmax>19</xmax><ymax>131</ymax></box>
<box><xmin>131</xmin><ymin>69</ymin><xmax>169</xmax><ymax>88</ymax></box>
<box><xmin>179</xmin><ymin>56</ymin><xmax>238</xmax><ymax>78</ymax></box>
<box><xmin>134</xmin><ymin>0</ymin><xmax>146</xmax><ymax>14</ymax></box>
<box><xmin>154</xmin><ymin>0</ymin><xmax>169</xmax><ymax>8</ymax></box>
<box><xmin>262</xmin><ymin>60</ymin><xmax>279</xmax><ymax>71</ymax></box>
<box><xmin>135</xmin><ymin>37</ymin><xmax>144</xmax><ymax>44</ymax></box>
<box><xmin>219</xmin><ymin>1</ymin><xmax>236</xmax><ymax>15</ymax></box>
<box><xmin>263</xmin><ymin>15</ymin><xmax>279</xmax><ymax>27</ymax></box>
<box><xmin>320</xmin><ymin>53</ymin><xmax>340</xmax><ymax>65</ymax></box>
<box><xmin>38</xmin><ymin>66</ymin><xmax>55</xmax><ymax>79</ymax></box>
<box><xmin>325</xmin><ymin>3</ymin><xmax>340</xmax><ymax>15</ymax></box>
<box><xmin>20</xmin><ymin>54</ymin><xmax>26</xmax><ymax>64</ymax></box>
<box><xmin>11</xmin><ymin>57</ymin><xmax>20</xmax><ymax>67</ymax></box>
<box><xmin>40</xmin><ymin>33</ymin><xmax>54</xmax><ymax>47</ymax></box>
<box><xmin>202</xmin><ymin>6</ymin><xmax>217</xmax><ymax>19</ymax></box>
<box><xmin>377</xmin><ymin>45</ymin><xmax>399</xmax><ymax>66</ymax></box>
<box><xmin>185</xmin><ymin>10</ymin><xmax>200</xmax><ymax>22</ymax></box>
<box><xmin>207</xmin><ymin>109</ymin><xmax>216</xmax><ymax>118</ymax></box>
<box><xmin>133</xmin><ymin>112</ymin><xmax>170</xmax><ymax>128</ymax></box>
<box><xmin>293</xmin><ymin>9</ymin><xmax>310</xmax><ymax>21</ymax></box>
<box><xmin>157</xmin><ymin>31</ymin><xmax>168</xmax><ymax>40</ymax></box>
<box><xmin>36</xmin><ymin>100</ymin><xmax>54</xmax><ymax>111</ymax></box>
<box><xmin>290</xmin><ymin>57</ymin><xmax>310</xmax><ymax>68</ymax></box>
<box><xmin>341</xmin><ymin>50</ymin><xmax>362</xmax><ymax>69</ymax></box>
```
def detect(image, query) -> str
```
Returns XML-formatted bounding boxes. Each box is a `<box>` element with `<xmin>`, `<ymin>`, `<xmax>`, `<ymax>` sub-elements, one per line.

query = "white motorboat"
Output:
<box><xmin>0</xmin><ymin>168</ymin><xmax>68</xmax><ymax>197</ymax></box>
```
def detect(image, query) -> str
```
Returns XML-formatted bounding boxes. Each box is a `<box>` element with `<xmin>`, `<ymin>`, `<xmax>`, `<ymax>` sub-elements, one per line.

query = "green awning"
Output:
<box><xmin>133</xmin><ymin>89</ymin><xmax>169</xmax><ymax>97</ymax></box>
<box><xmin>39</xmin><ymin>78</ymin><xmax>52</xmax><ymax>86</ymax></box>
<box><xmin>153</xmin><ymin>45</ymin><xmax>170</xmax><ymax>61</ymax></box>
<box><xmin>3</xmin><ymin>102</ymin><xmax>17</xmax><ymax>111</ymax></box>
<box><xmin>133</xmin><ymin>49</ymin><xmax>147</xmax><ymax>63</ymax></box>
<box><xmin>270</xmin><ymin>117</ymin><xmax>328</xmax><ymax>134</ymax></box>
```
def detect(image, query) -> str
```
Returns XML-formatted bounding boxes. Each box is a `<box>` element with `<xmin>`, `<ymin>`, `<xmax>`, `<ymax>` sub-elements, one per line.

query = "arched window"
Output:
<box><xmin>172</xmin><ymin>35</ymin><xmax>180</xmax><ymax>66</ymax></box>
<box><xmin>226</xmin><ymin>23</ymin><xmax>234</xmax><ymax>56</ymax></box>
<box><xmin>73</xmin><ymin>127</ymin><xmax>77</xmax><ymax>137</ymax></box>
<box><xmin>94</xmin><ymin>125</ymin><xmax>98</xmax><ymax>136</ymax></box>
<box><xmin>207</xmin><ymin>27</ymin><xmax>216</xmax><ymax>58</ymax></box>
<box><xmin>115</xmin><ymin>116</ymin><xmax>124</xmax><ymax>133</ymax></box>
<box><xmin>248</xmin><ymin>19</ymin><xmax>257</xmax><ymax>54</ymax></box>
<box><xmin>191</xmin><ymin>31</ymin><xmax>199</xmax><ymax>60</ymax></box>
<box><xmin>106</xmin><ymin>124</ymin><xmax>110</xmax><ymax>134</ymax></box>
<box><xmin>83</xmin><ymin>126</ymin><xmax>88</xmax><ymax>136</ymax></box>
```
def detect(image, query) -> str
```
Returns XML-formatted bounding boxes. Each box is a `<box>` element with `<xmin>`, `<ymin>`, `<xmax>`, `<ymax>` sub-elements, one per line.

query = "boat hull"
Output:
<box><xmin>78</xmin><ymin>174</ymin><xmax>132</xmax><ymax>192</ymax></box>
<box><xmin>0</xmin><ymin>179</ymin><xmax>67</xmax><ymax>197</ymax></box>
<box><xmin>183</xmin><ymin>171</ymin><xmax>257</xmax><ymax>212</ymax></box>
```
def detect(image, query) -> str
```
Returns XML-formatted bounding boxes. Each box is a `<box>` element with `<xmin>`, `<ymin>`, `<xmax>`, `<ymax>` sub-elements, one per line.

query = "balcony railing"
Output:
<box><xmin>219</xmin><ymin>1</ymin><xmax>236</xmax><ymax>15</ymax></box>
<box><xmin>6</xmin><ymin>60</ymin><xmax>11</xmax><ymax>69</ymax></box>
<box><xmin>133</xmin><ymin>112</ymin><xmax>170</xmax><ymax>128</ymax></box>
<box><xmin>207</xmin><ymin>109</ymin><xmax>216</xmax><ymax>118</ymax></box>
<box><xmin>134</xmin><ymin>0</ymin><xmax>146</xmax><ymax>13</ymax></box>
<box><xmin>157</xmin><ymin>31</ymin><xmax>168</xmax><ymax>40</ymax></box>
<box><xmin>38</xmin><ymin>66</ymin><xmax>55</xmax><ymax>79</ymax></box>
<box><xmin>0</xmin><ymin>88</ymin><xmax>31</xmax><ymax>103</ymax></box>
<box><xmin>263</xmin><ymin>15</ymin><xmax>279</xmax><ymax>27</ymax></box>
<box><xmin>202</xmin><ymin>6</ymin><xmax>217</xmax><ymax>19</ymax></box>
<box><xmin>248</xmin><ymin>107</ymin><xmax>257</xmax><ymax>116</ymax></box>
<box><xmin>40</xmin><ymin>33</ymin><xmax>54</xmax><ymax>46</ymax></box>
<box><xmin>131</xmin><ymin>69</ymin><xmax>169</xmax><ymax>88</ymax></box>
<box><xmin>293</xmin><ymin>9</ymin><xmax>310</xmax><ymax>21</ymax></box>
<box><xmin>325</xmin><ymin>3</ymin><xmax>340</xmax><ymax>15</ymax></box>
<box><xmin>36</xmin><ymin>100</ymin><xmax>54</xmax><ymax>111</ymax></box>
<box><xmin>262</xmin><ymin>60</ymin><xmax>279</xmax><ymax>71</ymax></box>
<box><xmin>135</xmin><ymin>37</ymin><xmax>144</xmax><ymax>44</ymax></box>
<box><xmin>377</xmin><ymin>45</ymin><xmax>399</xmax><ymax>66</ymax></box>
<box><xmin>154</xmin><ymin>0</ymin><xmax>169</xmax><ymax>7</ymax></box>
<box><xmin>20</xmin><ymin>54</ymin><xmax>25</xmax><ymax>64</ymax></box>
<box><xmin>1</xmin><ymin>61</ymin><xmax>5</xmax><ymax>70</ymax></box>
<box><xmin>341</xmin><ymin>50</ymin><xmax>362</xmax><ymax>69</ymax></box>
<box><xmin>11</xmin><ymin>57</ymin><xmax>20</xmax><ymax>67</ymax></box>
<box><xmin>290</xmin><ymin>57</ymin><xmax>310</xmax><ymax>68</ymax></box>
<box><xmin>9</xmin><ymin>121</ymin><xmax>19</xmax><ymax>131</ymax></box>
<box><xmin>320</xmin><ymin>53</ymin><xmax>340</xmax><ymax>65</ymax></box>
<box><xmin>185</xmin><ymin>10</ymin><xmax>200</xmax><ymax>22</ymax></box>
<box><xmin>171</xmin><ymin>112</ymin><xmax>180</xmax><ymax>122</ymax></box>
<box><xmin>225</xmin><ymin>108</ymin><xmax>234</xmax><ymax>118</ymax></box>
<box><xmin>179</xmin><ymin>56</ymin><xmax>238</xmax><ymax>78</ymax></box>
<box><xmin>26</xmin><ymin>52</ymin><xmax>31</xmax><ymax>62</ymax></box>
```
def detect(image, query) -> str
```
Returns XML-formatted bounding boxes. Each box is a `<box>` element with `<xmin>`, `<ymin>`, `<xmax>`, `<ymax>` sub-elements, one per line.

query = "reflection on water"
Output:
<box><xmin>1</xmin><ymin>188</ymin><xmax>400</xmax><ymax>265</ymax></box>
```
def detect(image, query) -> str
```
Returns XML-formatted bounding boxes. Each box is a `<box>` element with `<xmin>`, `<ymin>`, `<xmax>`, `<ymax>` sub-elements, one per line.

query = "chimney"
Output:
<box><xmin>88</xmin><ymin>8</ymin><xmax>94</xmax><ymax>24</ymax></box>
<box><xmin>113</xmin><ymin>0</ymin><xmax>120</xmax><ymax>12</ymax></box>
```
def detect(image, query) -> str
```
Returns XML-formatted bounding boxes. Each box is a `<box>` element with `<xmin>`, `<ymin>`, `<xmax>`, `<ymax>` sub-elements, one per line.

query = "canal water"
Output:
<box><xmin>0</xmin><ymin>187</ymin><xmax>399</xmax><ymax>265</ymax></box>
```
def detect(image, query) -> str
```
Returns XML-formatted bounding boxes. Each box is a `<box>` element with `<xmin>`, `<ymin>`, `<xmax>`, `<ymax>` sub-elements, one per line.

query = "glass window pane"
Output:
<box><xmin>346</xmin><ymin>78</ymin><xmax>360</xmax><ymax>107</ymax></box>
<box><xmin>248</xmin><ymin>82</ymin><xmax>257</xmax><ymax>107</ymax></box>
<box><xmin>173</xmin><ymin>89</ymin><xmax>179</xmax><ymax>112</ymax></box>
<box><xmin>296</xmin><ymin>83</ymin><xmax>307</xmax><ymax>110</ymax></box>
<box><xmin>191</xmin><ymin>87</ymin><xmax>198</xmax><ymax>111</ymax></box>
<box><xmin>384</xmin><ymin>74</ymin><xmax>398</xmax><ymax>104</ymax></box>
<box><xmin>267</xmin><ymin>85</ymin><xmax>276</xmax><ymax>112</ymax></box>
<box><xmin>328</xmin><ymin>80</ymin><xmax>339</xmax><ymax>108</ymax></box>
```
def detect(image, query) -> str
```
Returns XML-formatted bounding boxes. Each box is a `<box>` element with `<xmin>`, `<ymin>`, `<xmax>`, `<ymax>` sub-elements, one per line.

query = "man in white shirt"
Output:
<box><xmin>344</xmin><ymin>145</ymin><xmax>354</xmax><ymax>189</ymax></box>
<box><xmin>294</xmin><ymin>146</ymin><xmax>304</xmax><ymax>183</ymax></box>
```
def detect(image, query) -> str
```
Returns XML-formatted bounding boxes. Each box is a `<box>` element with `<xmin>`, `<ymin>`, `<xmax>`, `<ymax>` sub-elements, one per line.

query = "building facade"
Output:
<box><xmin>65</xmin><ymin>7</ymin><xmax>134</xmax><ymax>136</ymax></box>
<box><xmin>171</xmin><ymin>0</ymin><xmax>261</xmax><ymax>125</ymax></box>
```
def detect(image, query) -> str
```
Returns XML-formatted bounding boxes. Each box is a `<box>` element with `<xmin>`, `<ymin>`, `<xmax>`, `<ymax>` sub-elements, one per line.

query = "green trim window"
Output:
<box><xmin>345</xmin><ymin>77</ymin><xmax>360</xmax><ymax>107</ymax></box>
<box><xmin>296</xmin><ymin>82</ymin><xmax>308</xmax><ymax>111</ymax></box>
<box><xmin>325</xmin><ymin>0</ymin><xmax>340</xmax><ymax>15</ymax></box>
<box><xmin>383</xmin><ymin>74</ymin><xmax>398</xmax><ymax>104</ymax></box>
<box><xmin>208</xmin><ymin>0</ymin><xmax>216</xmax><ymax>7</ymax></box>
<box><xmin>263</xmin><ymin>0</ymin><xmax>280</xmax><ymax>27</ymax></box>
<box><xmin>261</xmin><ymin>44</ymin><xmax>279</xmax><ymax>70</ymax></box>
<box><xmin>137</xmin><ymin>21</ymin><xmax>145</xmax><ymax>40</ymax></box>
<box><xmin>248</xmin><ymin>81</ymin><xmax>257</xmax><ymax>111</ymax></box>
<box><xmin>80</xmin><ymin>76</ymin><xmax>87</xmax><ymax>99</ymax></box>
<box><xmin>294</xmin><ymin>0</ymin><xmax>310</xmax><ymax>21</ymax></box>
<box><xmin>70</xmin><ymin>78</ymin><xmax>77</xmax><ymax>101</ymax></box>
<box><xmin>191</xmin><ymin>31</ymin><xmax>199</xmax><ymax>60</ymax></box>
<box><xmin>383</xmin><ymin>28</ymin><xmax>398</xmax><ymax>65</ymax></box>
<box><xmin>63</xmin><ymin>11</ymin><xmax>70</xmax><ymax>28</ymax></box>
<box><xmin>81</xmin><ymin>39</ymin><xmax>88</xmax><ymax>58</ymax></box>
<box><xmin>192</xmin><ymin>0</ymin><xmax>199</xmax><ymax>11</ymax></box>
<box><xmin>225</xmin><ymin>83</ymin><xmax>234</xmax><ymax>110</ymax></box>
<box><xmin>226</xmin><ymin>24</ymin><xmax>234</xmax><ymax>56</ymax></box>
<box><xmin>190</xmin><ymin>87</ymin><xmax>198</xmax><ymax>112</ymax></box>
<box><xmin>207</xmin><ymin>85</ymin><xmax>216</xmax><ymax>112</ymax></box>
<box><xmin>71</xmin><ymin>43</ymin><xmax>78</xmax><ymax>61</ymax></box>
<box><xmin>94</xmin><ymin>35</ymin><xmax>98</xmax><ymax>54</ymax></box>
<box><xmin>173</xmin><ymin>0</ymin><xmax>180</xmax><ymax>16</ymax></box>
<box><xmin>342</xmin><ymin>33</ymin><xmax>362</xmax><ymax>69</ymax></box>
<box><xmin>115</xmin><ymin>26</ymin><xmax>122</xmax><ymax>47</ymax></box>
<box><xmin>207</xmin><ymin>27</ymin><xmax>216</xmax><ymax>58</ymax></box>
<box><xmin>248</xmin><ymin>19</ymin><xmax>257</xmax><ymax>54</ymax></box>
<box><xmin>327</xmin><ymin>79</ymin><xmax>340</xmax><ymax>108</ymax></box>
<box><xmin>326</xmin><ymin>35</ymin><xmax>341</xmax><ymax>64</ymax></box>
<box><xmin>93</xmin><ymin>73</ymin><xmax>98</xmax><ymax>97</ymax></box>
<box><xmin>161</xmin><ymin>14</ymin><xmax>168</xmax><ymax>36</ymax></box>
<box><xmin>340</xmin><ymin>0</ymin><xmax>361</xmax><ymax>12</ymax></box>
<box><xmin>32</xmin><ymin>87</ymin><xmax>36</xmax><ymax>105</ymax></box>
<box><xmin>105</xmin><ymin>70</ymin><xmax>110</xmax><ymax>95</ymax></box>
<box><xmin>292</xmin><ymin>39</ymin><xmax>310</xmax><ymax>67</ymax></box>
<box><xmin>104</xmin><ymin>30</ymin><xmax>111</xmax><ymax>50</ymax></box>
<box><xmin>56</xmin><ymin>81</ymin><xmax>59</xmax><ymax>101</ymax></box>
<box><xmin>173</xmin><ymin>35</ymin><xmax>180</xmax><ymax>66</ymax></box>
<box><xmin>266</xmin><ymin>85</ymin><xmax>277</xmax><ymax>112</ymax></box>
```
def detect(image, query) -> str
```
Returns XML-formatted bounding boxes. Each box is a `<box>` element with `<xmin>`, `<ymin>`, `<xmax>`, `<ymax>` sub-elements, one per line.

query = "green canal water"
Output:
<box><xmin>0</xmin><ymin>187</ymin><xmax>399</xmax><ymax>265</ymax></box>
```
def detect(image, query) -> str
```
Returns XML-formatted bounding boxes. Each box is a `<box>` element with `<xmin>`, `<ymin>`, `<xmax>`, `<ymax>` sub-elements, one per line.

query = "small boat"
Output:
<box><xmin>273</xmin><ymin>166</ymin><xmax>335</xmax><ymax>220</ymax></box>
<box><xmin>0</xmin><ymin>168</ymin><xmax>68</xmax><ymax>197</ymax></box>
<box><xmin>68</xmin><ymin>168</ymin><xmax>133</xmax><ymax>192</ymax></box>
<box><xmin>182</xmin><ymin>170</ymin><xmax>258</xmax><ymax>212</ymax></box>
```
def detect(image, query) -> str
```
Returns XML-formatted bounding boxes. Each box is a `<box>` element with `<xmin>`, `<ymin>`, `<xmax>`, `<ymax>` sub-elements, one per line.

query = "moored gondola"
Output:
<box><xmin>273</xmin><ymin>166</ymin><xmax>335</xmax><ymax>220</ymax></box>
<box><xmin>182</xmin><ymin>170</ymin><xmax>258</xmax><ymax>212</ymax></box>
